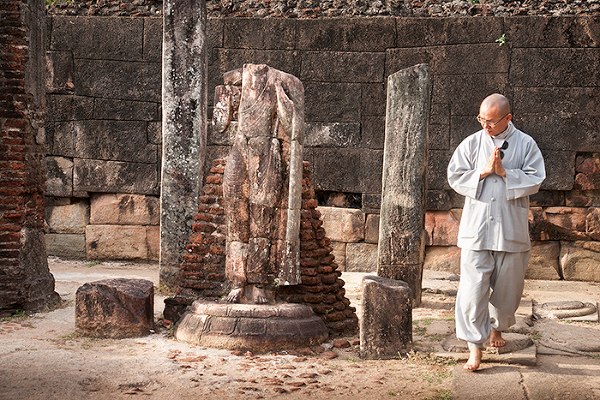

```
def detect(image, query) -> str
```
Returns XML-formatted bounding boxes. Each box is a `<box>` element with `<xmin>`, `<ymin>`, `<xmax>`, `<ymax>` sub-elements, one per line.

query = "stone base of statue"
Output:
<box><xmin>174</xmin><ymin>300</ymin><xmax>329</xmax><ymax>352</ymax></box>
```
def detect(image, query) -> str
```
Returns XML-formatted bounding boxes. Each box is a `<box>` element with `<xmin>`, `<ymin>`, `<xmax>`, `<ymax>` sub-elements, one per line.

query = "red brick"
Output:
<box><xmin>205</xmin><ymin>175</ymin><xmax>222</xmax><ymax>184</ymax></box>
<box><xmin>300</xmin><ymin>258</ymin><xmax>320</xmax><ymax>268</ymax></box>
<box><xmin>300</xmin><ymin>267</ymin><xmax>317</xmax><ymax>276</ymax></box>
<box><xmin>198</xmin><ymin>195</ymin><xmax>217</xmax><ymax>204</ymax></box>
<box><xmin>303</xmin><ymin>293</ymin><xmax>323</xmax><ymax>303</ymax></box>
<box><xmin>194</xmin><ymin>213</ymin><xmax>213</xmax><ymax>222</ymax></box>
<box><xmin>209</xmin><ymin>245</ymin><xmax>224</xmax><ymax>255</ymax></box>
<box><xmin>205</xmin><ymin>273</ymin><xmax>225</xmax><ymax>281</ymax></box>
<box><xmin>300</xmin><ymin>276</ymin><xmax>320</xmax><ymax>285</ymax></box>
<box><xmin>209</xmin><ymin>206</ymin><xmax>224</xmax><ymax>215</ymax></box>
<box><xmin>317</xmin><ymin>265</ymin><xmax>333</xmax><ymax>274</ymax></box>
<box><xmin>300</xmin><ymin>229</ymin><xmax>315</xmax><ymax>240</ymax></box>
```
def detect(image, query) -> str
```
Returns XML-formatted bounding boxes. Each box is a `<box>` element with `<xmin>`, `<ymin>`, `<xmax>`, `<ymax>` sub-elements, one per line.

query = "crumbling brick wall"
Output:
<box><xmin>1</xmin><ymin>0</ymin><xmax>60</xmax><ymax>314</ymax></box>
<box><xmin>170</xmin><ymin>160</ymin><xmax>358</xmax><ymax>336</ymax></box>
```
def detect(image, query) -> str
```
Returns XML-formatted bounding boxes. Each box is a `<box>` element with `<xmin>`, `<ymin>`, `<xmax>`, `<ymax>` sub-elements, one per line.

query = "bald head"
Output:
<box><xmin>480</xmin><ymin>93</ymin><xmax>510</xmax><ymax>116</ymax></box>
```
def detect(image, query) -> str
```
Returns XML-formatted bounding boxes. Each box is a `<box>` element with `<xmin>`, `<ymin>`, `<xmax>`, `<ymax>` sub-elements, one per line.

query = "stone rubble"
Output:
<box><xmin>46</xmin><ymin>0</ymin><xmax>600</xmax><ymax>18</ymax></box>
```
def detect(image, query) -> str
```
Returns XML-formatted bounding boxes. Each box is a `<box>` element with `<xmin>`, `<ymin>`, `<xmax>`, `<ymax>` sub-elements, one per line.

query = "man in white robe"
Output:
<box><xmin>447</xmin><ymin>93</ymin><xmax>546</xmax><ymax>371</ymax></box>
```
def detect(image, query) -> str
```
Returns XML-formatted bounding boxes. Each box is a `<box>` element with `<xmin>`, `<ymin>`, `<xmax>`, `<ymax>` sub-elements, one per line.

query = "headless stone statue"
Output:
<box><xmin>215</xmin><ymin>64</ymin><xmax>304</xmax><ymax>304</ymax></box>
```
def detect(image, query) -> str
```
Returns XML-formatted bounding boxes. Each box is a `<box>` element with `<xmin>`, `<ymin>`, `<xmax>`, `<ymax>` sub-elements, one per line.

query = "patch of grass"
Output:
<box><xmin>417</xmin><ymin>369</ymin><xmax>453</xmax><ymax>384</ymax></box>
<box><xmin>402</xmin><ymin>351</ymin><xmax>457</xmax><ymax>368</ymax></box>
<box><xmin>529</xmin><ymin>332</ymin><xmax>541</xmax><ymax>340</ymax></box>
<box><xmin>346</xmin><ymin>357</ymin><xmax>359</xmax><ymax>363</ymax></box>
<box><xmin>427</xmin><ymin>334</ymin><xmax>445</xmax><ymax>342</ymax></box>
<box><xmin>424</xmin><ymin>388</ymin><xmax>453</xmax><ymax>400</ymax></box>
<box><xmin>85</xmin><ymin>260</ymin><xmax>101</xmax><ymax>267</ymax></box>
<box><xmin>1</xmin><ymin>310</ymin><xmax>31</xmax><ymax>322</ymax></box>
<box><xmin>414</xmin><ymin>326</ymin><xmax>427</xmax><ymax>336</ymax></box>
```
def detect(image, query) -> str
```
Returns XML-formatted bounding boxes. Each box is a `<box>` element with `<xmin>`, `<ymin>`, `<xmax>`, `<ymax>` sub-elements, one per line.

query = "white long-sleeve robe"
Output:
<box><xmin>447</xmin><ymin>122</ymin><xmax>546</xmax><ymax>253</ymax></box>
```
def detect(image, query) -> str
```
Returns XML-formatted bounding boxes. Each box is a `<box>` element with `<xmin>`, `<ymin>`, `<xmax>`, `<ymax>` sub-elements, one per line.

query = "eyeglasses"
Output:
<box><xmin>499</xmin><ymin>141</ymin><xmax>508</xmax><ymax>159</ymax></box>
<box><xmin>477</xmin><ymin>113</ymin><xmax>509</xmax><ymax>127</ymax></box>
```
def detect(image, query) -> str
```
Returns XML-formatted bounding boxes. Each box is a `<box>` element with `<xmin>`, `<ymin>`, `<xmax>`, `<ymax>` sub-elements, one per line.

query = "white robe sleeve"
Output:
<box><xmin>504</xmin><ymin>139</ymin><xmax>546</xmax><ymax>200</ymax></box>
<box><xmin>447</xmin><ymin>138</ymin><xmax>484</xmax><ymax>200</ymax></box>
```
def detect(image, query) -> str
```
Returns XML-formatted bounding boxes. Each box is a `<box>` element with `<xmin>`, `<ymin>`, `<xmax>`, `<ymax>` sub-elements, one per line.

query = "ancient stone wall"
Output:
<box><xmin>42</xmin><ymin>13</ymin><xmax>600</xmax><ymax>283</ymax></box>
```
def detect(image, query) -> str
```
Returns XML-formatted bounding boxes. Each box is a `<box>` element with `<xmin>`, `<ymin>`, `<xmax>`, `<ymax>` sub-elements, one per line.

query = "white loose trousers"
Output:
<box><xmin>455</xmin><ymin>248</ymin><xmax>530</xmax><ymax>349</ymax></box>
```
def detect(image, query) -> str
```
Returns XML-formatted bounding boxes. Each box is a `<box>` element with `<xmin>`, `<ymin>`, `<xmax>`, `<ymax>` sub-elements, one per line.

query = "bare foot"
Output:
<box><xmin>253</xmin><ymin>286</ymin><xmax>268</xmax><ymax>304</ymax></box>
<box><xmin>226</xmin><ymin>288</ymin><xmax>243</xmax><ymax>303</ymax></box>
<box><xmin>490</xmin><ymin>330</ymin><xmax>506</xmax><ymax>347</ymax></box>
<box><xmin>464</xmin><ymin>348</ymin><xmax>482</xmax><ymax>371</ymax></box>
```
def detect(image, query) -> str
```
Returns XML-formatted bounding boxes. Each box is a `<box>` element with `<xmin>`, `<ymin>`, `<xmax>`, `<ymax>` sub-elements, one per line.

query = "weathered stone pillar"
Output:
<box><xmin>360</xmin><ymin>275</ymin><xmax>412</xmax><ymax>359</ymax></box>
<box><xmin>377</xmin><ymin>64</ymin><xmax>431</xmax><ymax>305</ymax></box>
<box><xmin>0</xmin><ymin>0</ymin><xmax>60</xmax><ymax>314</ymax></box>
<box><xmin>160</xmin><ymin>0</ymin><xmax>208</xmax><ymax>289</ymax></box>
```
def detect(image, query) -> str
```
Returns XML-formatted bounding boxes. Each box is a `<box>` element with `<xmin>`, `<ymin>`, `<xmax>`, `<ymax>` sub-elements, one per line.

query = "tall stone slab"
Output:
<box><xmin>160</xmin><ymin>0</ymin><xmax>208</xmax><ymax>289</ymax></box>
<box><xmin>0</xmin><ymin>0</ymin><xmax>60</xmax><ymax>314</ymax></box>
<box><xmin>377</xmin><ymin>64</ymin><xmax>431</xmax><ymax>305</ymax></box>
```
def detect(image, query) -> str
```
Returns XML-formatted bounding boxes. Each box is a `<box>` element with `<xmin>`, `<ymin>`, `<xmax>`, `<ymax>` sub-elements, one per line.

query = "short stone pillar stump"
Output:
<box><xmin>175</xmin><ymin>300</ymin><xmax>329</xmax><ymax>352</ymax></box>
<box><xmin>76</xmin><ymin>278</ymin><xmax>154</xmax><ymax>338</ymax></box>
<box><xmin>360</xmin><ymin>275</ymin><xmax>413</xmax><ymax>359</ymax></box>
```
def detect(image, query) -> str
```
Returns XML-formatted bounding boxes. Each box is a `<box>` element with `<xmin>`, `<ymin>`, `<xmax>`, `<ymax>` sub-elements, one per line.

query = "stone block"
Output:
<box><xmin>223</xmin><ymin>18</ymin><xmax>297</xmax><ymax>50</ymax></box>
<box><xmin>93</xmin><ymin>99</ymin><xmax>159</xmax><ymax>121</ymax></box>
<box><xmin>45</xmin><ymin>233</ymin><xmax>86</xmax><ymax>259</ymax></box>
<box><xmin>208</xmin><ymin>120</ymin><xmax>236</xmax><ymax>146</ymax></box>
<box><xmin>143</xmin><ymin>17</ymin><xmax>162</xmax><ymax>62</ymax></box>
<box><xmin>426</xmin><ymin>190</ymin><xmax>452</xmax><ymax>211</ymax></box>
<box><xmin>46</xmin><ymin>94</ymin><xmax>94</xmax><ymax>121</ymax></box>
<box><xmin>73</xmin><ymin>158</ymin><xmax>159</xmax><ymax>195</ymax></box>
<box><xmin>90</xmin><ymin>194</ymin><xmax>159</xmax><ymax>226</ymax></box>
<box><xmin>361</xmin><ymin>115</ymin><xmax>385</xmax><ymax>150</ymax></box>
<box><xmin>304</xmin><ymin>82</ymin><xmax>361</xmax><ymax>123</ymax></box>
<box><xmin>423</xmin><ymin>246</ymin><xmax>460</xmax><ymax>275</ymax></box>
<box><xmin>74</xmin><ymin>59</ymin><xmax>161</xmax><ymax>102</ymax></box>
<box><xmin>560</xmin><ymin>241</ymin><xmax>600</xmax><ymax>281</ymax></box>
<box><xmin>319</xmin><ymin>206</ymin><xmax>365</xmax><ymax>243</ymax></box>
<box><xmin>365</xmin><ymin>214</ymin><xmax>380</xmax><ymax>244</ymax></box>
<box><xmin>527</xmin><ymin>241</ymin><xmax>561</xmax><ymax>280</ymax></box>
<box><xmin>147</xmin><ymin>225</ymin><xmax>160</xmax><ymax>261</ymax></box>
<box><xmin>312</xmin><ymin>148</ymin><xmax>383</xmax><ymax>193</ymax></box>
<box><xmin>46</xmin><ymin>201</ymin><xmax>89</xmax><ymax>234</ymax></box>
<box><xmin>75</xmin><ymin>278</ymin><xmax>154</xmax><ymax>338</ymax></box>
<box><xmin>66</xmin><ymin>120</ymin><xmax>158</xmax><ymax>163</ymax></box>
<box><xmin>386</xmin><ymin>44</ymin><xmax>509</xmax><ymax>78</ymax></box>
<box><xmin>531</xmin><ymin>190</ymin><xmax>565</xmax><ymax>207</ymax></box>
<box><xmin>45</xmin><ymin>51</ymin><xmax>74</xmax><ymax>94</ymax></box>
<box><xmin>529</xmin><ymin>207</ymin><xmax>550</xmax><ymax>241</ymax></box>
<box><xmin>428</xmin><ymin>124</ymin><xmax>450</xmax><ymax>151</ymax></box>
<box><xmin>86</xmin><ymin>225</ymin><xmax>149</xmax><ymax>260</ymax></box>
<box><xmin>45</xmin><ymin>156</ymin><xmax>73</xmax><ymax>197</ymax></box>
<box><xmin>346</xmin><ymin>242</ymin><xmax>378</xmax><ymax>273</ymax></box>
<box><xmin>545</xmin><ymin>207</ymin><xmax>588</xmax><ymax>240</ymax></box>
<box><xmin>331</xmin><ymin>241</ymin><xmax>346</xmax><ymax>271</ymax></box>
<box><xmin>442</xmin><ymin>76</ymin><xmax>508</xmax><ymax>122</ymax></box>
<box><xmin>148</xmin><ymin>121</ymin><xmax>162</xmax><ymax>145</ymax></box>
<box><xmin>424</xmin><ymin>210</ymin><xmax>461</xmax><ymax>246</ymax></box>
<box><xmin>539</xmin><ymin>150</ymin><xmax>575</xmax><ymax>191</ymax></box>
<box><xmin>51</xmin><ymin>16</ymin><xmax>144</xmax><ymax>61</ymax></box>
<box><xmin>397</xmin><ymin>17</ymin><xmax>503</xmax><ymax>47</ymax></box>
<box><xmin>301</xmin><ymin>51</ymin><xmax>384</xmax><ymax>83</ymax></box>
<box><xmin>361</xmin><ymin>83</ymin><xmax>386</xmax><ymax>117</ymax></box>
<box><xmin>510</xmin><ymin>48</ymin><xmax>600</xmax><ymax>88</ymax></box>
<box><xmin>305</xmin><ymin>122</ymin><xmax>361</xmax><ymax>148</ymax></box>
<box><xmin>362</xmin><ymin>193</ymin><xmax>381</xmax><ymax>213</ymax></box>
<box><xmin>297</xmin><ymin>18</ymin><xmax>396</xmax><ymax>52</ymax></box>
<box><xmin>513</xmin><ymin>87</ymin><xmax>600</xmax><ymax>116</ymax></box>
<box><xmin>505</xmin><ymin>16</ymin><xmax>600</xmax><ymax>49</ymax></box>
<box><xmin>360</xmin><ymin>275</ymin><xmax>412</xmax><ymax>359</ymax></box>
<box><xmin>52</xmin><ymin>121</ymin><xmax>76</xmax><ymax>157</ymax></box>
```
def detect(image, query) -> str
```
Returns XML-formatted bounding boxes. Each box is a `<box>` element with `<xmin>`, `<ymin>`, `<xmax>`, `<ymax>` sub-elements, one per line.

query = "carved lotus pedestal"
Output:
<box><xmin>174</xmin><ymin>300</ymin><xmax>328</xmax><ymax>353</ymax></box>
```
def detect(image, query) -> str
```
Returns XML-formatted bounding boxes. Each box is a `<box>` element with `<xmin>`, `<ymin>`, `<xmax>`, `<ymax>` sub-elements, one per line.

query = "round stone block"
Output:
<box><xmin>174</xmin><ymin>301</ymin><xmax>329</xmax><ymax>352</ymax></box>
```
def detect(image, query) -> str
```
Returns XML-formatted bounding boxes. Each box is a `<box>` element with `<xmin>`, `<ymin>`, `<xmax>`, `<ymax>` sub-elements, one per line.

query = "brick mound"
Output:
<box><xmin>171</xmin><ymin>160</ymin><xmax>358</xmax><ymax>336</ymax></box>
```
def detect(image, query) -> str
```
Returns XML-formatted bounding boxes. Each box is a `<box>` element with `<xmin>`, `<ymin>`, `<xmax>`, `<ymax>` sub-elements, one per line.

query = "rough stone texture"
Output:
<box><xmin>364</xmin><ymin>213</ymin><xmax>379</xmax><ymax>244</ymax></box>
<box><xmin>346</xmin><ymin>243</ymin><xmax>378</xmax><ymax>273</ymax></box>
<box><xmin>175</xmin><ymin>300</ymin><xmax>328</xmax><ymax>352</ymax></box>
<box><xmin>378</xmin><ymin>64</ymin><xmax>430</xmax><ymax>305</ymax></box>
<box><xmin>45</xmin><ymin>233</ymin><xmax>86</xmax><ymax>259</ymax></box>
<box><xmin>73</xmin><ymin>159</ymin><xmax>159</xmax><ymax>196</ymax></box>
<box><xmin>146</xmin><ymin>226</ymin><xmax>160</xmax><ymax>261</ymax></box>
<box><xmin>527</xmin><ymin>241</ymin><xmax>561</xmax><ymax>280</ymax></box>
<box><xmin>330</xmin><ymin>242</ymin><xmax>346</xmax><ymax>271</ymax></box>
<box><xmin>75</xmin><ymin>278</ymin><xmax>154</xmax><ymax>338</ymax></box>
<box><xmin>423</xmin><ymin>246</ymin><xmax>461</xmax><ymax>275</ymax></box>
<box><xmin>424</xmin><ymin>210</ymin><xmax>460</xmax><ymax>246</ymax></box>
<box><xmin>90</xmin><ymin>194</ymin><xmax>159</xmax><ymax>226</ymax></box>
<box><xmin>560</xmin><ymin>241</ymin><xmax>600</xmax><ymax>281</ymax></box>
<box><xmin>0</xmin><ymin>0</ymin><xmax>61</xmax><ymax>314</ymax></box>
<box><xmin>45</xmin><ymin>156</ymin><xmax>73</xmax><ymax>197</ymax></box>
<box><xmin>160</xmin><ymin>0</ymin><xmax>208</xmax><ymax>290</ymax></box>
<box><xmin>319</xmin><ymin>206</ymin><xmax>365</xmax><ymax>243</ymax></box>
<box><xmin>171</xmin><ymin>160</ymin><xmax>359</xmax><ymax>336</ymax></box>
<box><xmin>45</xmin><ymin>201</ymin><xmax>89</xmax><ymax>233</ymax></box>
<box><xmin>86</xmin><ymin>225</ymin><xmax>150</xmax><ymax>260</ymax></box>
<box><xmin>360</xmin><ymin>275</ymin><xmax>412</xmax><ymax>359</ymax></box>
<box><xmin>304</xmin><ymin>122</ymin><xmax>361</xmax><ymax>148</ymax></box>
<box><xmin>545</xmin><ymin>207</ymin><xmax>588</xmax><ymax>241</ymax></box>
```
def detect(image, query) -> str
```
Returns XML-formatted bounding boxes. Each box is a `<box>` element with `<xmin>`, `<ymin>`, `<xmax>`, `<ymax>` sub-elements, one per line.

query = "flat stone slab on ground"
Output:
<box><xmin>538</xmin><ymin>299</ymin><xmax>598</xmax><ymax>322</ymax></box>
<box><xmin>75</xmin><ymin>278</ymin><xmax>154</xmax><ymax>338</ymax></box>
<box><xmin>438</xmin><ymin>333</ymin><xmax>537</xmax><ymax>366</ymax></box>
<box><xmin>175</xmin><ymin>300</ymin><xmax>328</xmax><ymax>353</ymax></box>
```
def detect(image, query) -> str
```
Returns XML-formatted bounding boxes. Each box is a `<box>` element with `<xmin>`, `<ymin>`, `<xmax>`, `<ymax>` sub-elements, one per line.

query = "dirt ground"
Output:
<box><xmin>0</xmin><ymin>258</ymin><xmax>456</xmax><ymax>400</ymax></box>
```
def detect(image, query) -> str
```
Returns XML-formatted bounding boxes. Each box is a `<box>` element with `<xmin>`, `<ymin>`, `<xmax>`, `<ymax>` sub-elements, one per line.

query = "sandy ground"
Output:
<box><xmin>0</xmin><ymin>258</ymin><xmax>456</xmax><ymax>400</ymax></box>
